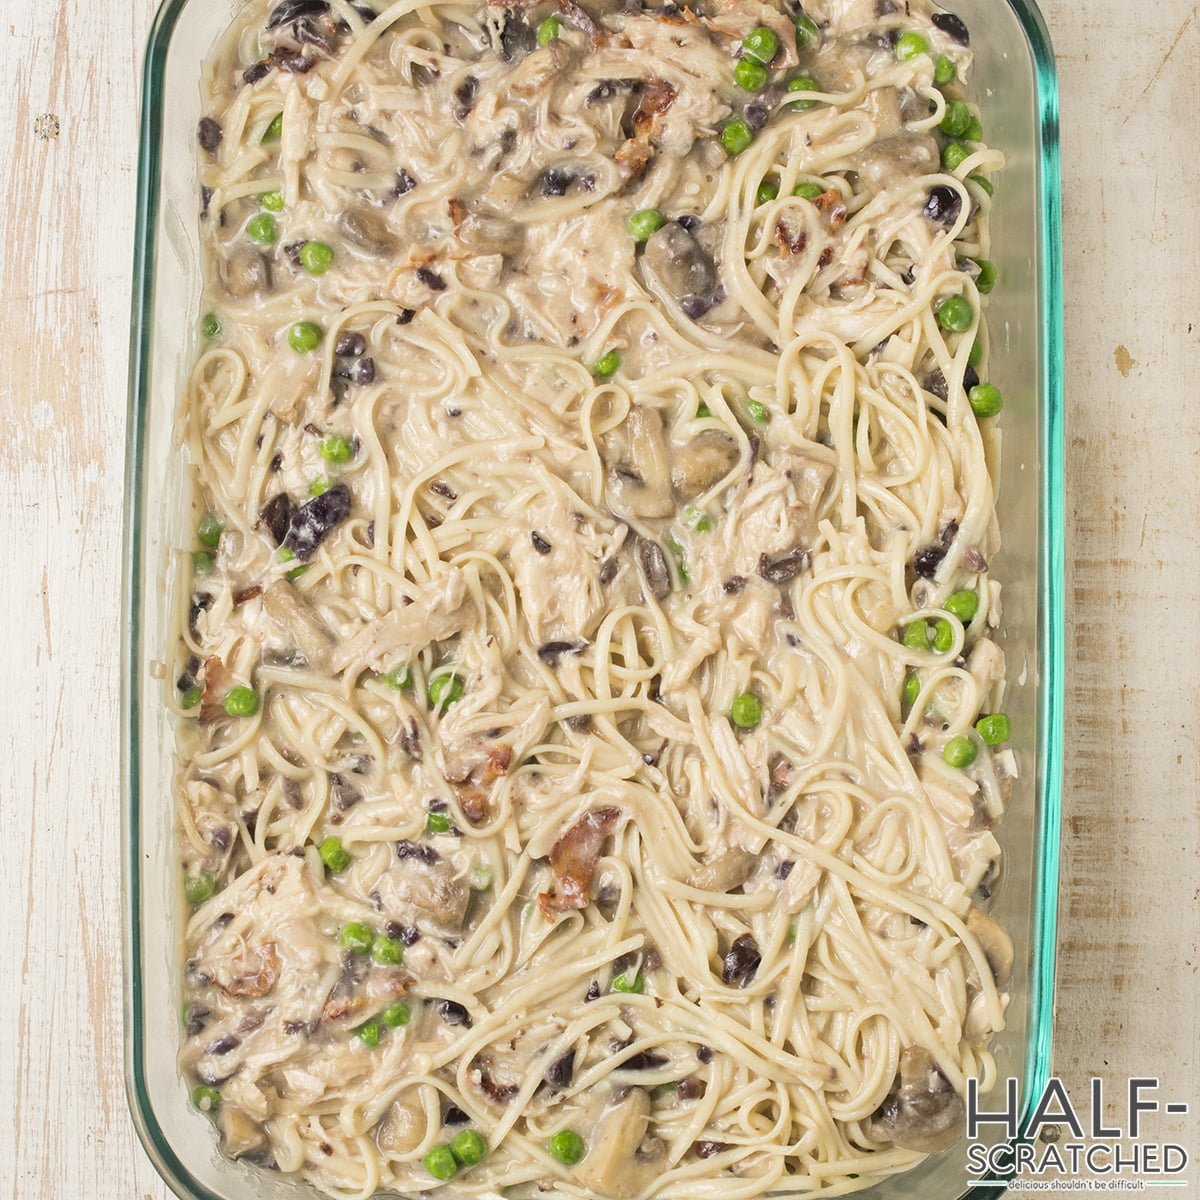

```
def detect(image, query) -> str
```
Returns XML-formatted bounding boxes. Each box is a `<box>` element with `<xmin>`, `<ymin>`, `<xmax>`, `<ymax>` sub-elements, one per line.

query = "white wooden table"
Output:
<box><xmin>1</xmin><ymin>0</ymin><xmax>1197</xmax><ymax>1195</ymax></box>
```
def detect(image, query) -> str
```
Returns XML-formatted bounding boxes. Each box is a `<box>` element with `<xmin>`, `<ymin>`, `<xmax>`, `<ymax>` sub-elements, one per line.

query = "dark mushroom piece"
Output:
<box><xmin>197</xmin><ymin>117</ymin><xmax>223</xmax><ymax>153</ymax></box>
<box><xmin>932</xmin><ymin>11</ymin><xmax>970</xmax><ymax>45</ymax></box>
<box><xmin>636</xmin><ymin>538</ymin><xmax>671</xmax><ymax>601</ymax></box>
<box><xmin>282</xmin><ymin>483</ymin><xmax>351</xmax><ymax>561</ymax></box>
<box><xmin>871</xmin><ymin>1046</ymin><xmax>965</xmax><ymax>1154</ymax></box>
<box><xmin>259</xmin><ymin>493</ymin><xmax>293</xmax><ymax>546</ymax></box>
<box><xmin>721</xmin><ymin>933</ymin><xmax>761</xmax><ymax>987</ymax></box>
<box><xmin>642</xmin><ymin>221</ymin><xmax>717</xmax><ymax>315</ymax></box>
<box><xmin>498</xmin><ymin>8</ymin><xmax>535</xmax><ymax>60</ymax></box>
<box><xmin>266</xmin><ymin>0</ymin><xmax>329</xmax><ymax>28</ymax></box>
<box><xmin>219</xmin><ymin>247</ymin><xmax>273</xmax><ymax>299</ymax></box>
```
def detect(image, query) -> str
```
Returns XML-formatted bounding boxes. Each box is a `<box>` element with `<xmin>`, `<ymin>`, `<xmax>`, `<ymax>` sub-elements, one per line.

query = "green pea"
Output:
<box><xmin>451</xmin><ymin>1129</ymin><xmax>488</xmax><ymax>1166</ymax></box>
<box><xmin>730</xmin><ymin>691</ymin><xmax>762</xmax><ymax>729</ymax></box>
<box><xmin>931</xmin><ymin>618</ymin><xmax>955</xmax><ymax>653</ymax></box>
<box><xmin>903</xmin><ymin>620</ymin><xmax>932</xmax><ymax>650</ymax></box>
<box><xmin>246</xmin><ymin>213</ymin><xmax>277</xmax><ymax>245</ymax></box>
<box><xmin>936</xmin><ymin>296</ymin><xmax>974</xmax><ymax>333</ymax></box>
<box><xmin>787</xmin><ymin>74</ymin><xmax>820</xmax><ymax>110</ymax></box>
<box><xmin>942</xmin><ymin>141</ymin><xmax>971</xmax><ymax>172</ymax></box>
<box><xmin>894</xmin><ymin>31</ymin><xmax>929</xmax><ymax>61</ymax></box>
<box><xmin>975</xmin><ymin>259</ymin><xmax>997</xmax><ymax>294</ymax></box>
<box><xmin>191</xmin><ymin>1084</ymin><xmax>222</xmax><ymax>1112</ymax></box>
<box><xmin>424</xmin><ymin>1146</ymin><xmax>458</xmax><ymax>1181</ymax></box>
<box><xmin>593</xmin><ymin>350</ymin><xmax>621</xmax><ymax>378</ymax></box>
<box><xmin>224</xmin><ymin>686</ymin><xmax>260</xmax><ymax>717</ymax></box>
<box><xmin>548</xmin><ymin>1129</ymin><xmax>586</xmax><ymax>1165</ymax></box>
<box><xmin>628</xmin><ymin>208</ymin><xmax>666</xmax><ymax>241</ymax></box>
<box><xmin>611</xmin><ymin>970</ymin><xmax>644</xmax><ymax>994</ymax></box>
<box><xmin>319</xmin><ymin>434</ymin><xmax>353</xmax><ymax>464</ymax></box>
<box><xmin>969</xmin><ymin>383</ymin><xmax>1004</xmax><ymax>418</ymax></box>
<box><xmin>180</xmin><ymin>686</ymin><xmax>203</xmax><ymax>710</ymax></box>
<box><xmin>794</xmin><ymin>11</ymin><xmax>819</xmax><ymax>50</ymax></box>
<box><xmin>428</xmin><ymin>673</ymin><xmax>465</xmax><ymax>710</ymax></box>
<box><xmin>192</xmin><ymin>550</ymin><xmax>215</xmax><ymax>575</ymax></box>
<box><xmin>288</xmin><ymin>321</ymin><xmax>323</xmax><ymax>353</ymax></box>
<box><xmin>902</xmin><ymin>670</ymin><xmax>921</xmax><ymax>710</ymax></box>
<box><xmin>667</xmin><ymin>534</ymin><xmax>689</xmax><ymax>585</ymax></box>
<box><xmin>963</xmin><ymin>115</ymin><xmax>983</xmax><ymax>142</ymax></box>
<box><xmin>756</xmin><ymin>178</ymin><xmax>780</xmax><ymax>205</ymax></box>
<box><xmin>968</xmin><ymin>337</ymin><xmax>984</xmax><ymax>368</ymax></box>
<box><xmin>263</xmin><ymin>112</ymin><xmax>283</xmax><ymax>142</ymax></box>
<box><xmin>260</xmin><ymin>189</ymin><xmax>284</xmax><ymax>212</ymax></box>
<box><xmin>536</xmin><ymin>15</ymin><xmax>561</xmax><ymax>45</ymax></box>
<box><xmin>381</xmin><ymin>1000</ymin><xmax>411</xmax><ymax>1026</ymax></box>
<box><xmin>197</xmin><ymin>512</ymin><xmax>224</xmax><ymax>548</ymax></box>
<box><xmin>742</xmin><ymin>25</ymin><xmax>780</xmax><ymax>64</ymax></box>
<box><xmin>201</xmin><ymin>312</ymin><xmax>222</xmax><ymax>339</ymax></box>
<box><xmin>934</xmin><ymin>54</ymin><xmax>956</xmax><ymax>86</ymax></box>
<box><xmin>278</xmin><ymin>547</ymin><xmax>296</xmax><ymax>563</ymax></box>
<box><xmin>374</xmin><ymin>938</ymin><xmax>404</xmax><ymax>967</ymax></box>
<box><xmin>945</xmin><ymin>590</ymin><xmax>980</xmax><ymax>622</ymax></box>
<box><xmin>309</xmin><ymin>477</ymin><xmax>331</xmax><ymax>497</ymax></box>
<box><xmin>427</xmin><ymin>811</ymin><xmax>453</xmax><ymax>834</ymax></box>
<box><xmin>943</xmin><ymin>735</ymin><xmax>978</xmax><ymax>769</ymax></box>
<box><xmin>976</xmin><ymin>712</ymin><xmax>1012</xmax><ymax>745</ymax></box>
<box><xmin>720</xmin><ymin>118</ymin><xmax>754</xmax><ymax>157</ymax></box>
<box><xmin>382</xmin><ymin>665</ymin><xmax>412</xmax><ymax>690</ymax></box>
<box><xmin>185</xmin><ymin>872</ymin><xmax>216</xmax><ymax>905</ymax></box>
<box><xmin>340</xmin><ymin>922</ymin><xmax>376</xmax><ymax>954</ymax></box>
<box><xmin>355</xmin><ymin>1017</ymin><xmax>382</xmax><ymax>1046</ymax></box>
<box><xmin>793</xmin><ymin>181</ymin><xmax>824</xmax><ymax>201</ymax></box>
<box><xmin>748</xmin><ymin>399</ymin><xmax>770</xmax><ymax>424</ymax></box>
<box><xmin>733</xmin><ymin>57</ymin><xmax>768</xmax><ymax>91</ymax></box>
<box><xmin>300</xmin><ymin>240</ymin><xmax>334</xmax><ymax>276</ymax></box>
<box><xmin>940</xmin><ymin>99</ymin><xmax>972</xmax><ymax>138</ymax></box>
<box><xmin>972</xmin><ymin>174</ymin><xmax>995</xmax><ymax>197</ymax></box>
<box><xmin>318</xmin><ymin>836</ymin><xmax>351</xmax><ymax>873</ymax></box>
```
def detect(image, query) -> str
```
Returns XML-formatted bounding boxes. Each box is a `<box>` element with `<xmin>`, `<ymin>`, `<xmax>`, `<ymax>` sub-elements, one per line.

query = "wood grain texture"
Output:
<box><xmin>0</xmin><ymin>0</ymin><xmax>1195</xmax><ymax>1197</ymax></box>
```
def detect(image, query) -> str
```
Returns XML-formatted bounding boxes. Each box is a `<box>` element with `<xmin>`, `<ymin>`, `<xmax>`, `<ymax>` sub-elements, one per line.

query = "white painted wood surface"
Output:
<box><xmin>0</xmin><ymin>0</ymin><xmax>1196</xmax><ymax>1196</ymax></box>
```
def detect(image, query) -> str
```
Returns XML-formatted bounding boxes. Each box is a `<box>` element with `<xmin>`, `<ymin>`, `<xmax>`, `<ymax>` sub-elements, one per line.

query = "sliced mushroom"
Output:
<box><xmin>377</xmin><ymin>853</ymin><xmax>470</xmax><ymax>931</ymax></box>
<box><xmin>217</xmin><ymin>1105</ymin><xmax>267</xmax><ymax>1159</ymax></box>
<box><xmin>573</xmin><ymin>1087</ymin><xmax>660</xmax><ymax>1199</ymax></box>
<box><xmin>458</xmin><ymin>212</ymin><xmax>525</xmax><ymax>258</ymax></box>
<box><xmin>688</xmin><ymin>846</ymin><xmax>756</xmax><ymax>892</ymax></box>
<box><xmin>260</xmin><ymin>580</ymin><xmax>335</xmax><ymax>670</ymax></box>
<box><xmin>871</xmin><ymin>1046</ymin><xmax>965</xmax><ymax>1154</ymax></box>
<box><xmin>338</xmin><ymin>206</ymin><xmax>396</xmax><ymax>255</ymax></box>
<box><xmin>642</xmin><ymin>221</ymin><xmax>717</xmax><ymax>308</ymax></box>
<box><xmin>635</xmin><ymin>537</ymin><xmax>671</xmax><ymax>601</ymax></box>
<box><xmin>671</xmin><ymin>432</ymin><xmax>739</xmax><ymax>502</ymax></box>
<box><xmin>966</xmin><ymin>908</ymin><xmax>1013</xmax><ymax>987</ymax></box>
<box><xmin>606</xmin><ymin>407</ymin><xmax>673</xmax><ymax>519</ymax></box>
<box><xmin>856</xmin><ymin>133</ymin><xmax>940</xmax><ymax>193</ymax></box>
<box><xmin>219</xmin><ymin>247</ymin><xmax>273</xmax><ymax>299</ymax></box>
<box><xmin>376</xmin><ymin>1089</ymin><xmax>428</xmax><ymax>1155</ymax></box>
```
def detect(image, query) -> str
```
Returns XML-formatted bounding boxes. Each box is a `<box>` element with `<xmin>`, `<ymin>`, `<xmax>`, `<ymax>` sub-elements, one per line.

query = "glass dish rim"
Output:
<box><xmin>120</xmin><ymin>1</ymin><xmax>1065</xmax><ymax>1195</ymax></box>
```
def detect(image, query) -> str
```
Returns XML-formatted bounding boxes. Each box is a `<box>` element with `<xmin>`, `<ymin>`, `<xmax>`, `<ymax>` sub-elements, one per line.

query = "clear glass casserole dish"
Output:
<box><xmin>122</xmin><ymin>1</ymin><xmax>1064</xmax><ymax>1195</ymax></box>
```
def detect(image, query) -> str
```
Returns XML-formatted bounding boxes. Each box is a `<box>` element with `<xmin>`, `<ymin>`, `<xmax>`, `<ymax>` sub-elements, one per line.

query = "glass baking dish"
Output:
<box><xmin>122</xmin><ymin>0</ymin><xmax>1064</xmax><ymax>1195</ymax></box>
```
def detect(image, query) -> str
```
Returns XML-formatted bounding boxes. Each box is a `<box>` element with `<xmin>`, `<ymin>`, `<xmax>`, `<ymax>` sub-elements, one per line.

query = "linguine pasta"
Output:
<box><xmin>172</xmin><ymin>0</ymin><xmax>1017</xmax><ymax>1195</ymax></box>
